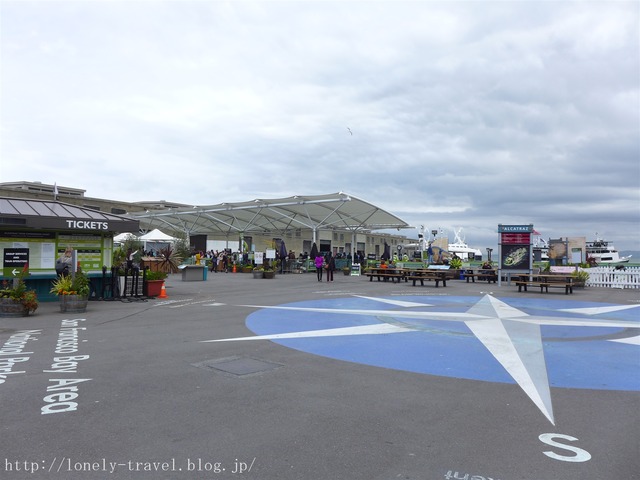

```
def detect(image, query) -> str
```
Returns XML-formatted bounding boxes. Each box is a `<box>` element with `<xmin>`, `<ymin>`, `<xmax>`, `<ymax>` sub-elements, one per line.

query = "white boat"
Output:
<box><xmin>586</xmin><ymin>235</ymin><xmax>631</xmax><ymax>264</ymax></box>
<box><xmin>447</xmin><ymin>228</ymin><xmax>483</xmax><ymax>260</ymax></box>
<box><xmin>532</xmin><ymin>232</ymin><xmax>549</xmax><ymax>260</ymax></box>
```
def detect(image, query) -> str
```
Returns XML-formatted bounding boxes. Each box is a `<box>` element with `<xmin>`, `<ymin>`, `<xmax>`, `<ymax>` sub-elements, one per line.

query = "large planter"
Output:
<box><xmin>144</xmin><ymin>280</ymin><xmax>164</xmax><ymax>297</ymax></box>
<box><xmin>263</xmin><ymin>271</ymin><xmax>275</xmax><ymax>279</ymax></box>
<box><xmin>0</xmin><ymin>298</ymin><xmax>29</xmax><ymax>317</ymax></box>
<box><xmin>253</xmin><ymin>270</ymin><xmax>264</xmax><ymax>279</ymax></box>
<box><xmin>59</xmin><ymin>295</ymin><xmax>88</xmax><ymax>313</ymax></box>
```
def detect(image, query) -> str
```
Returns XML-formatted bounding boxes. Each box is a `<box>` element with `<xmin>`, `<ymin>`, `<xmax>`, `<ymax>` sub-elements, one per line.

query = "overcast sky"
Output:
<box><xmin>1</xmin><ymin>1</ymin><xmax>638</xmax><ymax>251</ymax></box>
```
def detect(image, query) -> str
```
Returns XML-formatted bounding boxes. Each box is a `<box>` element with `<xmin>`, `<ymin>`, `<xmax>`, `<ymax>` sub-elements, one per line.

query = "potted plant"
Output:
<box><xmin>571</xmin><ymin>269</ymin><xmax>589</xmax><ymax>288</ymax></box>
<box><xmin>50</xmin><ymin>270</ymin><xmax>90</xmax><ymax>313</ymax></box>
<box><xmin>342</xmin><ymin>266</ymin><xmax>351</xmax><ymax>276</ymax></box>
<box><xmin>449</xmin><ymin>257</ymin><xmax>463</xmax><ymax>279</ymax></box>
<box><xmin>252</xmin><ymin>267</ymin><xmax>264</xmax><ymax>279</ymax></box>
<box><xmin>262</xmin><ymin>267</ymin><xmax>275</xmax><ymax>279</ymax></box>
<box><xmin>449</xmin><ymin>257</ymin><xmax>463</xmax><ymax>270</ymax></box>
<box><xmin>144</xmin><ymin>270</ymin><xmax>168</xmax><ymax>297</ymax></box>
<box><xmin>0</xmin><ymin>266</ymin><xmax>38</xmax><ymax>317</ymax></box>
<box><xmin>157</xmin><ymin>246</ymin><xmax>183</xmax><ymax>274</ymax></box>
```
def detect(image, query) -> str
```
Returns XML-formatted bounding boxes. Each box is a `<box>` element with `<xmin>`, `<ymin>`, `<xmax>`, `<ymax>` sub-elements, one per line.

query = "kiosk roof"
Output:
<box><xmin>0</xmin><ymin>197</ymin><xmax>139</xmax><ymax>232</ymax></box>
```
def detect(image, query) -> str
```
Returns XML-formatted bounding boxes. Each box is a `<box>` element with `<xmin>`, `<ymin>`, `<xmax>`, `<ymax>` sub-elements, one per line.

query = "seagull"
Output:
<box><xmin>347</xmin><ymin>127</ymin><xmax>353</xmax><ymax>135</ymax></box>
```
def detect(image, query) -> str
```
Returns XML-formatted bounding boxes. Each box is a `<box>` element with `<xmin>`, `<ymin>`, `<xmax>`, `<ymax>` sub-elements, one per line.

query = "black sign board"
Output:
<box><xmin>3</xmin><ymin>248</ymin><xmax>29</xmax><ymax>277</ymax></box>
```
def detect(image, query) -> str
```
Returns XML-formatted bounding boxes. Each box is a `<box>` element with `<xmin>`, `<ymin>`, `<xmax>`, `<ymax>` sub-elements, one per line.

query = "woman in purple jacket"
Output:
<box><xmin>314</xmin><ymin>254</ymin><xmax>324</xmax><ymax>282</ymax></box>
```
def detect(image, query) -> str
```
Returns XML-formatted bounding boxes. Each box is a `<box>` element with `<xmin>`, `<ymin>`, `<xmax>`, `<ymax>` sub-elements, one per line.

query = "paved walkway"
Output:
<box><xmin>1</xmin><ymin>271</ymin><xmax>638</xmax><ymax>479</ymax></box>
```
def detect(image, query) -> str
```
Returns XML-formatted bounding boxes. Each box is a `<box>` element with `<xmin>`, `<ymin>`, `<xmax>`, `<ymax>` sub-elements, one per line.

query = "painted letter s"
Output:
<box><xmin>539</xmin><ymin>433</ymin><xmax>591</xmax><ymax>463</ymax></box>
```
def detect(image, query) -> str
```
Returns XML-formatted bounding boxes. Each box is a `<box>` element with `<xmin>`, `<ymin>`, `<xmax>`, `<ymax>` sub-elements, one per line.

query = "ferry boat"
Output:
<box><xmin>586</xmin><ymin>235</ymin><xmax>631</xmax><ymax>264</ymax></box>
<box><xmin>447</xmin><ymin>228</ymin><xmax>483</xmax><ymax>260</ymax></box>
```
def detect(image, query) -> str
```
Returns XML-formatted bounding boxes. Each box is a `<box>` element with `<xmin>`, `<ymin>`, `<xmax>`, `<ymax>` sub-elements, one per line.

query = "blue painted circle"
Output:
<box><xmin>245</xmin><ymin>295</ymin><xmax>639</xmax><ymax>391</ymax></box>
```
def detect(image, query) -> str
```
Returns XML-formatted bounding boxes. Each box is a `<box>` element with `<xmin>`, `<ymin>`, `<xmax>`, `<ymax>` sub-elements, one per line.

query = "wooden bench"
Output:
<box><xmin>544</xmin><ymin>276</ymin><xmax>573</xmax><ymax>294</ymax></box>
<box><xmin>515</xmin><ymin>280</ymin><xmax>548</xmax><ymax>293</ymax></box>
<box><xmin>515</xmin><ymin>276</ymin><xmax>573</xmax><ymax>294</ymax></box>
<box><xmin>405</xmin><ymin>272</ymin><xmax>447</xmax><ymax>287</ymax></box>
<box><xmin>364</xmin><ymin>271</ymin><xmax>405</xmax><ymax>283</ymax></box>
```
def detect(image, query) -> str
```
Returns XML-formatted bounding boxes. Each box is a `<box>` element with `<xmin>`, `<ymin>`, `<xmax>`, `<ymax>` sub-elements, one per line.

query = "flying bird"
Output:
<box><xmin>347</xmin><ymin>127</ymin><xmax>353</xmax><ymax>135</ymax></box>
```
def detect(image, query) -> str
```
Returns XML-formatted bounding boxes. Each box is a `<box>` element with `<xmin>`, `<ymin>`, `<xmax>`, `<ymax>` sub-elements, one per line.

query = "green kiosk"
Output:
<box><xmin>0</xmin><ymin>197</ymin><xmax>139</xmax><ymax>301</ymax></box>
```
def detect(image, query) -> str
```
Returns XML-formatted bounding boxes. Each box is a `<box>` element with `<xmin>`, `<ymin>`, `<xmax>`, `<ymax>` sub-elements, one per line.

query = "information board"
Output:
<box><xmin>3</xmin><ymin>248</ymin><xmax>29</xmax><ymax>278</ymax></box>
<box><xmin>1</xmin><ymin>231</ymin><xmax>111</xmax><ymax>277</ymax></box>
<box><xmin>497</xmin><ymin>224</ymin><xmax>533</xmax><ymax>277</ymax></box>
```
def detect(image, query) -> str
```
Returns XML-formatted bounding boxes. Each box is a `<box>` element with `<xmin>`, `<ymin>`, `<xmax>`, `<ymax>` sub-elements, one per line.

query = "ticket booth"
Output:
<box><xmin>0</xmin><ymin>197</ymin><xmax>139</xmax><ymax>301</ymax></box>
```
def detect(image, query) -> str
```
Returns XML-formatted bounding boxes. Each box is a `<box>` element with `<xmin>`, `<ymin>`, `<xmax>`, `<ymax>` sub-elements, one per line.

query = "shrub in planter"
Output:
<box><xmin>146</xmin><ymin>270</ymin><xmax>168</xmax><ymax>281</ymax></box>
<box><xmin>262</xmin><ymin>268</ymin><xmax>275</xmax><ymax>279</ymax></box>
<box><xmin>50</xmin><ymin>271</ymin><xmax>90</xmax><ymax>313</ymax></box>
<box><xmin>571</xmin><ymin>269</ymin><xmax>589</xmax><ymax>287</ymax></box>
<box><xmin>144</xmin><ymin>270</ymin><xmax>167</xmax><ymax>297</ymax></box>
<box><xmin>0</xmin><ymin>266</ymin><xmax>38</xmax><ymax>316</ymax></box>
<box><xmin>252</xmin><ymin>268</ymin><xmax>264</xmax><ymax>279</ymax></box>
<box><xmin>449</xmin><ymin>257</ymin><xmax>463</xmax><ymax>270</ymax></box>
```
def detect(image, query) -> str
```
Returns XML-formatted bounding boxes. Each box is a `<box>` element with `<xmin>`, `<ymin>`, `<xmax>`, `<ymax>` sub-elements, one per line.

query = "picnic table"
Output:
<box><xmin>364</xmin><ymin>267</ymin><xmax>405</xmax><ymax>283</ymax></box>
<box><xmin>404</xmin><ymin>269</ymin><xmax>448</xmax><ymax>287</ymax></box>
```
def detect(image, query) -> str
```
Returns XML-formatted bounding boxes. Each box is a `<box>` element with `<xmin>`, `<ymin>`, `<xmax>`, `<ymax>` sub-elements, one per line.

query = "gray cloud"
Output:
<box><xmin>1</xmin><ymin>1</ymin><xmax>638</xmax><ymax>251</ymax></box>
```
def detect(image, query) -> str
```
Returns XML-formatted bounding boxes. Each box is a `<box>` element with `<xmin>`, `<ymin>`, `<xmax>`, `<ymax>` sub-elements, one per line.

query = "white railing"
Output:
<box><xmin>584</xmin><ymin>266</ymin><xmax>640</xmax><ymax>289</ymax></box>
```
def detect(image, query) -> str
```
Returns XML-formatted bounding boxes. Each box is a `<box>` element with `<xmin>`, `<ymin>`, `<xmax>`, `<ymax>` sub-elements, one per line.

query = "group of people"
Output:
<box><xmin>314</xmin><ymin>252</ymin><xmax>337</xmax><ymax>282</ymax></box>
<box><xmin>203</xmin><ymin>250</ymin><xmax>233</xmax><ymax>273</ymax></box>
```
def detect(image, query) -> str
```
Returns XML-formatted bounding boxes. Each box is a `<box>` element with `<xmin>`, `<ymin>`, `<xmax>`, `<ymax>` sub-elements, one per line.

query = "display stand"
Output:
<box><xmin>181</xmin><ymin>265</ymin><xmax>207</xmax><ymax>281</ymax></box>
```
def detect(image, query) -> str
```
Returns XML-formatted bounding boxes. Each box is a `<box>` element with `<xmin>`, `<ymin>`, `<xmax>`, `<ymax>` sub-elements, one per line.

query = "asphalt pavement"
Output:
<box><xmin>1</xmin><ymin>270</ymin><xmax>638</xmax><ymax>480</ymax></box>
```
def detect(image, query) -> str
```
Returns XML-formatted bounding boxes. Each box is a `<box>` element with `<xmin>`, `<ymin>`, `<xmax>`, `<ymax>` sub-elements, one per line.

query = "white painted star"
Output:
<box><xmin>203</xmin><ymin>294</ymin><xmax>639</xmax><ymax>425</ymax></box>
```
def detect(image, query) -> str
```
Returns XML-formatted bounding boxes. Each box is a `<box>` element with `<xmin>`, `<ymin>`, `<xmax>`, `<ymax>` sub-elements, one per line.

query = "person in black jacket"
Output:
<box><xmin>326</xmin><ymin>253</ymin><xmax>336</xmax><ymax>282</ymax></box>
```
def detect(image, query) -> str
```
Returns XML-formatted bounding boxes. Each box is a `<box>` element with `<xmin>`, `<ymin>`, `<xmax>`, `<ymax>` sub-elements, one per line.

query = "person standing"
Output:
<box><xmin>55</xmin><ymin>246</ymin><xmax>73</xmax><ymax>276</ymax></box>
<box><xmin>326</xmin><ymin>252</ymin><xmax>336</xmax><ymax>282</ymax></box>
<box><xmin>314</xmin><ymin>254</ymin><xmax>324</xmax><ymax>282</ymax></box>
<box><xmin>210</xmin><ymin>251</ymin><xmax>218</xmax><ymax>272</ymax></box>
<box><xmin>126</xmin><ymin>247</ymin><xmax>138</xmax><ymax>271</ymax></box>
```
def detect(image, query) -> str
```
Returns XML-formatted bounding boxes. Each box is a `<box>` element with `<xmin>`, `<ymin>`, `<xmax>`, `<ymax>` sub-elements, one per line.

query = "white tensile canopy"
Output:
<box><xmin>130</xmin><ymin>192</ymin><xmax>410</xmax><ymax>243</ymax></box>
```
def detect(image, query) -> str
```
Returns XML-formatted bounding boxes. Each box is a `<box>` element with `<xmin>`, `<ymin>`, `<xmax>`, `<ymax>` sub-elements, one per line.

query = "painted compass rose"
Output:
<box><xmin>204</xmin><ymin>294</ymin><xmax>640</xmax><ymax>425</ymax></box>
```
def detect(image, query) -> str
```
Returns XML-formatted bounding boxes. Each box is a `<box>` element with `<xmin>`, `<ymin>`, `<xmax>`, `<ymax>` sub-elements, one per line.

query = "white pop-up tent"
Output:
<box><xmin>139</xmin><ymin>228</ymin><xmax>176</xmax><ymax>253</ymax></box>
<box><xmin>113</xmin><ymin>232</ymin><xmax>139</xmax><ymax>244</ymax></box>
<box><xmin>139</xmin><ymin>228</ymin><xmax>176</xmax><ymax>242</ymax></box>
